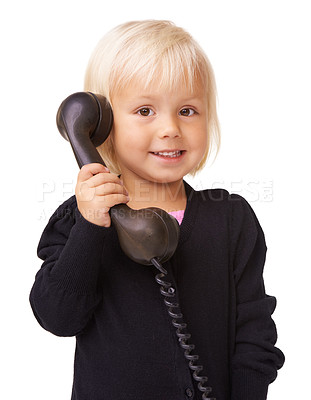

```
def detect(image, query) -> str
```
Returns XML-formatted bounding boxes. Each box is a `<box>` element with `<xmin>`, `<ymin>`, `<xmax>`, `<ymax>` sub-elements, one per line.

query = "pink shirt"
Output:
<box><xmin>168</xmin><ymin>210</ymin><xmax>185</xmax><ymax>225</ymax></box>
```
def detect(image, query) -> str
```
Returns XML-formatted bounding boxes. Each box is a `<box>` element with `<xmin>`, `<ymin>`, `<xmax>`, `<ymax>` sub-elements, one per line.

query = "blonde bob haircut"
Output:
<box><xmin>84</xmin><ymin>20</ymin><xmax>220</xmax><ymax>176</ymax></box>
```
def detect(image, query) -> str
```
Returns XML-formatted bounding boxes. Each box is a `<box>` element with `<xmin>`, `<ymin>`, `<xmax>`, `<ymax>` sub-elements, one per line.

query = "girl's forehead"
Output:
<box><xmin>112</xmin><ymin>75</ymin><xmax>206</xmax><ymax>103</ymax></box>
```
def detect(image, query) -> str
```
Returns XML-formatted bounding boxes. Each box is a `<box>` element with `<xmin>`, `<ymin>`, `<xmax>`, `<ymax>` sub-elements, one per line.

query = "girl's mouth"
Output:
<box><xmin>152</xmin><ymin>150</ymin><xmax>184</xmax><ymax>158</ymax></box>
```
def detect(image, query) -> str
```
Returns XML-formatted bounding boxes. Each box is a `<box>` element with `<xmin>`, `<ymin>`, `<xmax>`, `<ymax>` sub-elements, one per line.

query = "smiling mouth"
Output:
<box><xmin>152</xmin><ymin>150</ymin><xmax>184</xmax><ymax>158</ymax></box>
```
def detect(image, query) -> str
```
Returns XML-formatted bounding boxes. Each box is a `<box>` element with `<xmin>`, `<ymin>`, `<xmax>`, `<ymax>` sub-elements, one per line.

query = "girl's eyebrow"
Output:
<box><xmin>180</xmin><ymin>96</ymin><xmax>204</xmax><ymax>103</ymax></box>
<box><xmin>129</xmin><ymin>95</ymin><xmax>204</xmax><ymax>103</ymax></box>
<box><xmin>129</xmin><ymin>95</ymin><xmax>157</xmax><ymax>101</ymax></box>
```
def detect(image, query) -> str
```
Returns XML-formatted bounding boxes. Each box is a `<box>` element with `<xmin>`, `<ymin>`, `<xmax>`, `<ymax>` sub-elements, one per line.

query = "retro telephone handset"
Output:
<box><xmin>57</xmin><ymin>92</ymin><xmax>215</xmax><ymax>400</ymax></box>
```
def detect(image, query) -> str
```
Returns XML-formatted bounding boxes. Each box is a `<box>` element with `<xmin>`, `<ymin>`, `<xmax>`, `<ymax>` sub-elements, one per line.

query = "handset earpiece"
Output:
<box><xmin>56</xmin><ymin>92</ymin><xmax>113</xmax><ymax>168</ymax></box>
<box><xmin>56</xmin><ymin>92</ymin><xmax>179</xmax><ymax>266</ymax></box>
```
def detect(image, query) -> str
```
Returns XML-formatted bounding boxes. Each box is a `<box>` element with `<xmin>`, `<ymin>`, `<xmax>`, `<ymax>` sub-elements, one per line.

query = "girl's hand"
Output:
<box><xmin>75</xmin><ymin>163</ymin><xmax>129</xmax><ymax>227</ymax></box>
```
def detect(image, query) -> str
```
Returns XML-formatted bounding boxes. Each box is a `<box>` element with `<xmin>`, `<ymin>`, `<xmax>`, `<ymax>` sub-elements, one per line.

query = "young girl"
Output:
<box><xmin>30</xmin><ymin>20</ymin><xmax>284</xmax><ymax>400</ymax></box>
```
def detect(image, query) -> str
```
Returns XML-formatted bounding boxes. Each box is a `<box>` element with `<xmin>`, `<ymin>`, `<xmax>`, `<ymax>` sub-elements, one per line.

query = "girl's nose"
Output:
<box><xmin>158</xmin><ymin>114</ymin><xmax>181</xmax><ymax>139</ymax></box>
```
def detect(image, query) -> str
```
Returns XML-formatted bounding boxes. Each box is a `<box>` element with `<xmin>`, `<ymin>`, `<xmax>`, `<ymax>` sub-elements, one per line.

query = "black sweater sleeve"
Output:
<box><xmin>29</xmin><ymin>196</ymin><xmax>112</xmax><ymax>337</ymax></box>
<box><xmin>229</xmin><ymin>194</ymin><xmax>285</xmax><ymax>400</ymax></box>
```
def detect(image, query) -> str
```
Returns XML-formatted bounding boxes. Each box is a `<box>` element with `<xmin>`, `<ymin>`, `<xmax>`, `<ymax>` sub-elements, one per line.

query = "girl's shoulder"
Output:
<box><xmin>192</xmin><ymin>184</ymin><xmax>254</xmax><ymax>211</ymax></box>
<box><xmin>52</xmin><ymin>195</ymin><xmax>77</xmax><ymax>219</ymax></box>
<box><xmin>191</xmin><ymin>185</ymin><xmax>264</xmax><ymax>236</ymax></box>
<box><xmin>38</xmin><ymin>196</ymin><xmax>78</xmax><ymax>247</ymax></box>
<box><xmin>190</xmin><ymin>185</ymin><xmax>250</xmax><ymax>213</ymax></box>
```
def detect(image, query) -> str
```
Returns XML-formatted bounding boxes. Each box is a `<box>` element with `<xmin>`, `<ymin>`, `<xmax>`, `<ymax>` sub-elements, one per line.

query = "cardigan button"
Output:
<box><xmin>185</xmin><ymin>388</ymin><xmax>193</xmax><ymax>397</ymax></box>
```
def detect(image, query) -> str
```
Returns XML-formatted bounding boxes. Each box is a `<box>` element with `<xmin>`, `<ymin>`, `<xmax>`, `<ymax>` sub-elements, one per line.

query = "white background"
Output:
<box><xmin>1</xmin><ymin>0</ymin><xmax>310</xmax><ymax>398</ymax></box>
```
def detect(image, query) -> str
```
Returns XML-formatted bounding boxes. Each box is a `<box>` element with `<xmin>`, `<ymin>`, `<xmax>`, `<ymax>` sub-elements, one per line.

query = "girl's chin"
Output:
<box><xmin>139</xmin><ymin>171</ymin><xmax>185</xmax><ymax>185</ymax></box>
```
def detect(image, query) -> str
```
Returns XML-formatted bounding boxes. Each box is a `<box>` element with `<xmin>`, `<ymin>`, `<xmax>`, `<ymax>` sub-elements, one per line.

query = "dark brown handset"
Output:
<box><xmin>56</xmin><ymin>92</ymin><xmax>215</xmax><ymax>400</ymax></box>
<box><xmin>56</xmin><ymin>92</ymin><xmax>179</xmax><ymax>266</ymax></box>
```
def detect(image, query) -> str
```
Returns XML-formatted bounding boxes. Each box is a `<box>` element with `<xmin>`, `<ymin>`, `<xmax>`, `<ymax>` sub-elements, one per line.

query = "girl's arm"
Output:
<box><xmin>29</xmin><ymin>196</ymin><xmax>111</xmax><ymax>336</ymax></box>
<box><xmin>229</xmin><ymin>194</ymin><xmax>285</xmax><ymax>400</ymax></box>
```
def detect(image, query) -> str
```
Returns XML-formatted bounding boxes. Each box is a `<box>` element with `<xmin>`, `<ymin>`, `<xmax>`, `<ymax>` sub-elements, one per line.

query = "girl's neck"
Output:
<box><xmin>121</xmin><ymin>175</ymin><xmax>187</xmax><ymax>212</ymax></box>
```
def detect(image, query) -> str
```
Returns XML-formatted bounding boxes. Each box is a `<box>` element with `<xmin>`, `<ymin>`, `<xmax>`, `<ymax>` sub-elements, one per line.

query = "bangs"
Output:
<box><xmin>109</xmin><ymin>26</ymin><xmax>208</xmax><ymax>96</ymax></box>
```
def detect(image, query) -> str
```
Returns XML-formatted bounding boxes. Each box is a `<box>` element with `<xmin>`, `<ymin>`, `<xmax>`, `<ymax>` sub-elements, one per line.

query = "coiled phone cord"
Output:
<box><xmin>151</xmin><ymin>257</ymin><xmax>216</xmax><ymax>400</ymax></box>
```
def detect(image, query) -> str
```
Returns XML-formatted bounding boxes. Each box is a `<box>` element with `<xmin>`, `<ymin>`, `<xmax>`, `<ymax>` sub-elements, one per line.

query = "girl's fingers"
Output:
<box><xmin>98</xmin><ymin>193</ymin><xmax>130</xmax><ymax>209</ymax></box>
<box><xmin>86</xmin><ymin>171</ymin><xmax>121</xmax><ymax>188</ymax></box>
<box><xmin>95</xmin><ymin>182</ymin><xmax>128</xmax><ymax>197</ymax></box>
<box><xmin>77</xmin><ymin>163</ymin><xmax>109</xmax><ymax>182</ymax></box>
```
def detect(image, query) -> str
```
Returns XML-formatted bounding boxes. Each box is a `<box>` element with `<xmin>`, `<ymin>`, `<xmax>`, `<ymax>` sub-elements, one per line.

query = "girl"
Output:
<box><xmin>30</xmin><ymin>20</ymin><xmax>284</xmax><ymax>400</ymax></box>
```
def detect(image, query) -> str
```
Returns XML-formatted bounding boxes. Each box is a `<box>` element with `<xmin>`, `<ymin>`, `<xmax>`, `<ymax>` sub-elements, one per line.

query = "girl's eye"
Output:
<box><xmin>137</xmin><ymin>108</ymin><xmax>154</xmax><ymax>116</ymax></box>
<box><xmin>179</xmin><ymin>108</ymin><xmax>195</xmax><ymax>117</ymax></box>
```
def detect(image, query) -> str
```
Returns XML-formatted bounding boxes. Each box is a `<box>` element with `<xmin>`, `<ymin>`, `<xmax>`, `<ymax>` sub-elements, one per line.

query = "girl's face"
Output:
<box><xmin>111</xmin><ymin>77</ymin><xmax>208</xmax><ymax>185</ymax></box>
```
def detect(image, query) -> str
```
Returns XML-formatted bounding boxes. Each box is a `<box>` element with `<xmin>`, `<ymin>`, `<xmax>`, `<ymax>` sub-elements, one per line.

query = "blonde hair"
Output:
<box><xmin>84</xmin><ymin>20</ymin><xmax>220</xmax><ymax>175</ymax></box>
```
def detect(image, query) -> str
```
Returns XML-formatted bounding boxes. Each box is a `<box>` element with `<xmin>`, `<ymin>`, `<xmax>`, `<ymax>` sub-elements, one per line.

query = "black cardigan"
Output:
<box><xmin>30</xmin><ymin>181</ymin><xmax>284</xmax><ymax>400</ymax></box>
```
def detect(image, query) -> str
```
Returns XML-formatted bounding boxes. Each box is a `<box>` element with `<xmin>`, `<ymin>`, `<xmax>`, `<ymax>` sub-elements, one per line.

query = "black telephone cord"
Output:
<box><xmin>151</xmin><ymin>257</ymin><xmax>216</xmax><ymax>400</ymax></box>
